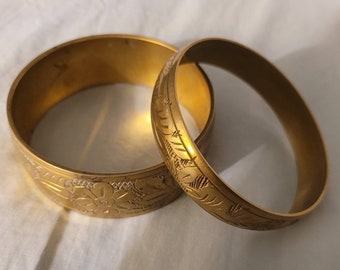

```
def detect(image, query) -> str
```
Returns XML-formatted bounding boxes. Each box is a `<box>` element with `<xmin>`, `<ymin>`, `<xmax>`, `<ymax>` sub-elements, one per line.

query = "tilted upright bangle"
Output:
<box><xmin>7</xmin><ymin>35</ymin><xmax>214</xmax><ymax>218</ymax></box>
<box><xmin>151</xmin><ymin>38</ymin><xmax>327</xmax><ymax>230</ymax></box>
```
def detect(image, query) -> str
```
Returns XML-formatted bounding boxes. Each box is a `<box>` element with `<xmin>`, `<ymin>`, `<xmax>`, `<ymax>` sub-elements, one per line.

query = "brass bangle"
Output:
<box><xmin>151</xmin><ymin>38</ymin><xmax>327</xmax><ymax>230</ymax></box>
<box><xmin>7</xmin><ymin>35</ymin><xmax>214</xmax><ymax>218</ymax></box>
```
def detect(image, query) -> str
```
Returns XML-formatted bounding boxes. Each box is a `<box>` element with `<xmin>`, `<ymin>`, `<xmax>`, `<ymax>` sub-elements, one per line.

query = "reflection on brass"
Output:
<box><xmin>7</xmin><ymin>35</ymin><xmax>214</xmax><ymax>218</ymax></box>
<box><xmin>151</xmin><ymin>38</ymin><xmax>327</xmax><ymax>230</ymax></box>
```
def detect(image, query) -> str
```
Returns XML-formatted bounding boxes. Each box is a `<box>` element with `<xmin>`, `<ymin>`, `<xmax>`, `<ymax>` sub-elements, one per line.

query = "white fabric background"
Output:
<box><xmin>1</xmin><ymin>0</ymin><xmax>340</xmax><ymax>269</ymax></box>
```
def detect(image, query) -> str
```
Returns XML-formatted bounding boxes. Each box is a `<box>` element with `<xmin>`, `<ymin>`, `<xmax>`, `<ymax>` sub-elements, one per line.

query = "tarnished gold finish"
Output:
<box><xmin>7</xmin><ymin>35</ymin><xmax>214</xmax><ymax>218</ymax></box>
<box><xmin>151</xmin><ymin>38</ymin><xmax>327</xmax><ymax>230</ymax></box>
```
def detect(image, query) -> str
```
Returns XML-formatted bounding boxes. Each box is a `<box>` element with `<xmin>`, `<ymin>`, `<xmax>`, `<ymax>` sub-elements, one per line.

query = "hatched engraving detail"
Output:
<box><xmin>19</xmin><ymin>150</ymin><xmax>181</xmax><ymax>217</ymax></box>
<box><xmin>151</xmin><ymin>60</ymin><xmax>297</xmax><ymax>230</ymax></box>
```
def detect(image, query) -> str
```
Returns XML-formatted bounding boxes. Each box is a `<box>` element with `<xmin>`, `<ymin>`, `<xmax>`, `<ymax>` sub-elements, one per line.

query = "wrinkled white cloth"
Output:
<box><xmin>1</xmin><ymin>1</ymin><xmax>340</xmax><ymax>269</ymax></box>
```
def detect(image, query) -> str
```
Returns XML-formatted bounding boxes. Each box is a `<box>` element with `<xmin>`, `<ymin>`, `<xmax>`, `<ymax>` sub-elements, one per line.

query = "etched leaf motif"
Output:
<box><xmin>177</xmin><ymin>166</ymin><xmax>195</xmax><ymax>183</ymax></box>
<box><xmin>228</xmin><ymin>203</ymin><xmax>242</xmax><ymax>216</ymax></box>
<box><xmin>202</xmin><ymin>194</ymin><xmax>223</xmax><ymax>206</ymax></box>
<box><xmin>70</xmin><ymin>183</ymin><xmax>130</xmax><ymax>215</ymax></box>
<box><xmin>171</xmin><ymin>130</ymin><xmax>182</xmax><ymax>137</ymax></box>
<box><xmin>189</xmin><ymin>175</ymin><xmax>209</xmax><ymax>189</ymax></box>
<box><xmin>40</xmin><ymin>179</ymin><xmax>71</xmax><ymax>200</ymax></box>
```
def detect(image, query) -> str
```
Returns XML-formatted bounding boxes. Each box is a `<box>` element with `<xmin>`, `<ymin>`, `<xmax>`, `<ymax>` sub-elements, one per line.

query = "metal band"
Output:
<box><xmin>7</xmin><ymin>35</ymin><xmax>214</xmax><ymax>218</ymax></box>
<box><xmin>151</xmin><ymin>38</ymin><xmax>327</xmax><ymax>230</ymax></box>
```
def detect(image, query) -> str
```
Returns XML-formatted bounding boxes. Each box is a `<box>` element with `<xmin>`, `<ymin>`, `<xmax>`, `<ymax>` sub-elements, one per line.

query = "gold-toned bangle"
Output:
<box><xmin>151</xmin><ymin>38</ymin><xmax>327</xmax><ymax>230</ymax></box>
<box><xmin>7</xmin><ymin>35</ymin><xmax>214</xmax><ymax>218</ymax></box>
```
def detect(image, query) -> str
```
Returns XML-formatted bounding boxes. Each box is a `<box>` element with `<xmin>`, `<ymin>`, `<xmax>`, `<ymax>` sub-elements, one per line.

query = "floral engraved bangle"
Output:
<box><xmin>7</xmin><ymin>35</ymin><xmax>214</xmax><ymax>218</ymax></box>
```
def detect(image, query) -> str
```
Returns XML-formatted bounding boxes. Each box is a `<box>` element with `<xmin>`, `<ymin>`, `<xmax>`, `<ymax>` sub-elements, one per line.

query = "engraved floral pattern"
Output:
<box><xmin>19</xmin><ymin>150</ymin><xmax>182</xmax><ymax>217</ymax></box>
<box><xmin>70</xmin><ymin>183</ymin><xmax>130</xmax><ymax>215</ymax></box>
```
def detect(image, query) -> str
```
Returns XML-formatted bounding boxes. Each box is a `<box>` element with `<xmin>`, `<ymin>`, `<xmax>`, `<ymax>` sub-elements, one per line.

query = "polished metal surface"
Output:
<box><xmin>7</xmin><ymin>35</ymin><xmax>214</xmax><ymax>217</ymax></box>
<box><xmin>151</xmin><ymin>38</ymin><xmax>327</xmax><ymax>230</ymax></box>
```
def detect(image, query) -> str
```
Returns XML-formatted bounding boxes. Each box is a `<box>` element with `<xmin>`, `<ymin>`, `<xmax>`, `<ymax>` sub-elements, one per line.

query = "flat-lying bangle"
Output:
<box><xmin>151</xmin><ymin>38</ymin><xmax>327</xmax><ymax>230</ymax></box>
<box><xmin>7</xmin><ymin>35</ymin><xmax>214</xmax><ymax>218</ymax></box>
